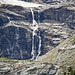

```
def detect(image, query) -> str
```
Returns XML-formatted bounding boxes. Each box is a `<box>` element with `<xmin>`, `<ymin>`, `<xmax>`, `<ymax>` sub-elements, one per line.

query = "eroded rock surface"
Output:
<box><xmin>0</xmin><ymin>60</ymin><xmax>58</xmax><ymax>75</ymax></box>
<box><xmin>0</xmin><ymin>1</ymin><xmax>75</xmax><ymax>60</ymax></box>
<box><xmin>0</xmin><ymin>34</ymin><xmax>75</xmax><ymax>75</ymax></box>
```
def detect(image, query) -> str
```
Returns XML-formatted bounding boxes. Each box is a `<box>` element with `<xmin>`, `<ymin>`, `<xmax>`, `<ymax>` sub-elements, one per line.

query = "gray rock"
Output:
<box><xmin>0</xmin><ymin>3</ymin><xmax>75</xmax><ymax>59</ymax></box>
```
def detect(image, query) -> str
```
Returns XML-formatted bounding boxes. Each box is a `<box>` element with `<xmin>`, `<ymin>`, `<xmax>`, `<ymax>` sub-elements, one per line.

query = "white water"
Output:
<box><xmin>36</xmin><ymin>10</ymin><xmax>41</xmax><ymax>59</ymax></box>
<box><xmin>36</xmin><ymin>32</ymin><xmax>41</xmax><ymax>59</ymax></box>
<box><xmin>1</xmin><ymin>0</ymin><xmax>42</xmax><ymax>59</ymax></box>
<box><xmin>30</xmin><ymin>8</ymin><xmax>38</xmax><ymax>60</ymax></box>
<box><xmin>30</xmin><ymin>8</ymin><xmax>41</xmax><ymax>60</ymax></box>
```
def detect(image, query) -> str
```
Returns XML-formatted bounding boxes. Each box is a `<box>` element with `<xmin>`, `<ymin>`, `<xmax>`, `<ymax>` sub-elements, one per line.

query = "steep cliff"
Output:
<box><xmin>35</xmin><ymin>34</ymin><xmax>75</xmax><ymax>75</ymax></box>
<box><xmin>0</xmin><ymin>34</ymin><xmax>75</xmax><ymax>75</ymax></box>
<box><xmin>0</xmin><ymin>0</ymin><xmax>75</xmax><ymax>59</ymax></box>
<box><xmin>0</xmin><ymin>0</ymin><xmax>75</xmax><ymax>75</ymax></box>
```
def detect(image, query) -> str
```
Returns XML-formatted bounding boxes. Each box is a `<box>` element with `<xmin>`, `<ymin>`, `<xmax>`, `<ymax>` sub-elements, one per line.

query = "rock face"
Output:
<box><xmin>0</xmin><ymin>0</ymin><xmax>75</xmax><ymax>75</ymax></box>
<box><xmin>37</xmin><ymin>34</ymin><xmax>75</xmax><ymax>74</ymax></box>
<box><xmin>0</xmin><ymin>0</ymin><xmax>75</xmax><ymax>60</ymax></box>
<box><xmin>22</xmin><ymin>0</ymin><xmax>75</xmax><ymax>4</ymax></box>
<box><xmin>0</xmin><ymin>34</ymin><xmax>75</xmax><ymax>75</ymax></box>
<box><xmin>0</xmin><ymin>60</ymin><xmax>58</xmax><ymax>75</ymax></box>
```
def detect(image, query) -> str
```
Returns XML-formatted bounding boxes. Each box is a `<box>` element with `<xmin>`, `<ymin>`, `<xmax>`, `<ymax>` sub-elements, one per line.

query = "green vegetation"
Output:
<box><xmin>63</xmin><ymin>72</ymin><xmax>66</xmax><ymax>75</ymax></box>
<box><xmin>25</xmin><ymin>59</ymin><xmax>33</xmax><ymax>62</ymax></box>
<box><xmin>0</xmin><ymin>58</ymin><xmax>12</xmax><ymax>60</ymax></box>
<box><xmin>72</xmin><ymin>41</ymin><xmax>75</xmax><ymax>45</ymax></box>
<box><xmin>63</xmin><ymin>67</ymin><xmax>75</xmax><ymax>75</ymax></box>
<box><xmin>0</xmin><ymin>58</ymin><xmax>18</xmax><ymax>63</ymax></box>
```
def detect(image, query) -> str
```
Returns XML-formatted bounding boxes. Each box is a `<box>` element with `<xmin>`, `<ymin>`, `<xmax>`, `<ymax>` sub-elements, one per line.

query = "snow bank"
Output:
<box><xmin>0</xmin><ymin>0</ymin><xmax>43</xmax><ymax>7</ymax></box>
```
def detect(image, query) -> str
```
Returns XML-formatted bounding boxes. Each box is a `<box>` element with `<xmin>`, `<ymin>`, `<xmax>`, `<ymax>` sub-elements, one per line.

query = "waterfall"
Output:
<box><xmin>30</xmin><ymin>8</ymin><xmax>41</xmax><ymax>60</ymax></box>
<box><xmin>36</xmin><ymin>10</ymin><xmax>41</xmax><ymax>60</ymax></box>
<box><xmin>36</xmin><ymin>32</ymin><xmax>41</xmax><ymax>59</ymax></box>
<box><xmin>30</xmin><ymin>8</ymin><xmax>38</xmax><ymax>60</ymax></box>
<box><xmin>6</xmin><ymin>8</ymin><xmax>41</xmax><ymax>60</ymax></box>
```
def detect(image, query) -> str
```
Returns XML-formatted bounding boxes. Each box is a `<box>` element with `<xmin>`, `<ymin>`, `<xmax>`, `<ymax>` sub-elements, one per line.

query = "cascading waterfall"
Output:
<box><xmin>36</xmin><ymin>10</ymin><xmax>42</xmax><ymax>59</ymax></box>
<box><xmin>30</xmin><ymin>8</ymin><xmax>41</xmax><ymax>60</ymax></box>
<box><xmin>5</xmin><ymin>5</ymin><xmax>42</xmax><ymax>60</ymax></box>
<box><xmin>30</xmin><ymin>8</ymin><xmax>38</xmax><ymax>60</ymax></box>
<box><xmin>36</xmin><ymin>32</ymin><xmax>41</xmax><ymax>59</ymax></box>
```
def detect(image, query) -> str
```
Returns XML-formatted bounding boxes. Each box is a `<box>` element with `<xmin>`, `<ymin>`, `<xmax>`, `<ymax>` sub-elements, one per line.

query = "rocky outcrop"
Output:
<box><xmin>0</xmin><ymin>1</ymin><xmax>75</xmax><ymax>59</ymax></box>
<box><xmin>0</xmin><ymin>59</ymin><xmax>58</xmax><ymax>75</ymax></box>
<box><xmin>22</xmin><ymin>0</ymin><xmax>75</xmax><ymax>4</ymax></box>
<box><xmin>0</xmin><ymin>34</ymin><xmax>75</xmax><ymax>75</ymax></box>
<box><xmin>0</xmin><ymin>0</ymin><xmax>75</xmax><ymax>75</ymax></box>
<box><xmin>37</xmin><ymin>34</ymin><xmax>75</xmax><ymax>74</ymax></box>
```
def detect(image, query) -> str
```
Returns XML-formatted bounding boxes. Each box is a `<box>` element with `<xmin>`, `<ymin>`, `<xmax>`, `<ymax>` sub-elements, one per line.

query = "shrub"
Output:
<box><xmin>63</xmin><ymin>67</ymin><xmax>75</xmax><ymax>75</ymax></box>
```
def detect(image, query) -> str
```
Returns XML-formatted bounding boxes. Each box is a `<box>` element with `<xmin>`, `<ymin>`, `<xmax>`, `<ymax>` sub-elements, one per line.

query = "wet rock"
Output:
<box><xmin>0</xmin><ymin>1</ymin><xmax>75</xmax><ymax>60</ymax></box>
<box><xmin>0</xmin><ymin>15</ymin><xmax>9</xmax><ymax>26</ymax></box>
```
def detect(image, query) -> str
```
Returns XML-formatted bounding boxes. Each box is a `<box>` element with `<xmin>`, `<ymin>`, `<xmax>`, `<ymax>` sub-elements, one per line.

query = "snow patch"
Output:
<box><xmin>0</xmin><ymin>0</ymin><xmax>43</xmax><ymax>8</ymax></box>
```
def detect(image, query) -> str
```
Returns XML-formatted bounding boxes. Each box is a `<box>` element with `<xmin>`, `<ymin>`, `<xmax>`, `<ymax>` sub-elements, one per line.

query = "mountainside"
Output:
<box><xmin>37</xmin><ymin>34</ymin><xmax>75</xmax><ymax>66</ymax></box>
<box><xmin>0</xmin><ymin>0</ymin><xmax>75</xmax><ymax>60</ymax></box>
<box><xmin>0</xmin><ymin>0</ymin><xmax>75</xmax><ymax>75</ymax></box>
<box><xmin>0</xmin><ymin>34</ymin><xmax>75</xmax><ymax>75</ymax></box>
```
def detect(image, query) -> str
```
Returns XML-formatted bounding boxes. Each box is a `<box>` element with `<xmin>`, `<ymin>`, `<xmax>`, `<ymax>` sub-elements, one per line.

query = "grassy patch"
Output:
<box><xmin>0</xmin><ymin>58</ymin><xmax>18</xmax><ymax>63</ymax></box>
<box><xmin>25</xmin><ymin>59</ymin><xmax>33</xmax><ymax>62</ymax></box>
<box><xmin>0</xmin><ymin>58</ymin><xmax>12</xmax><ymax>60</ymax></box>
